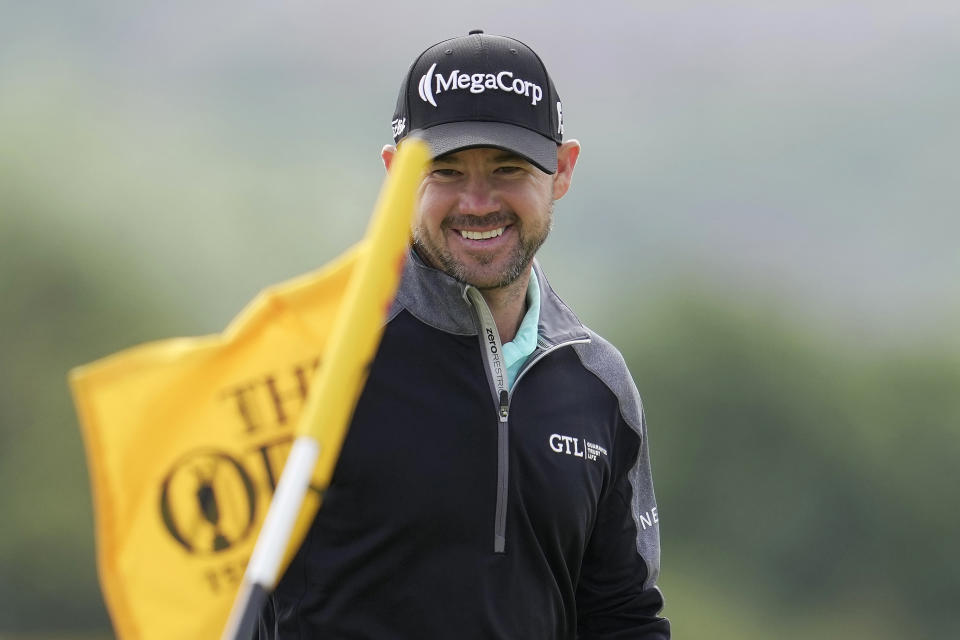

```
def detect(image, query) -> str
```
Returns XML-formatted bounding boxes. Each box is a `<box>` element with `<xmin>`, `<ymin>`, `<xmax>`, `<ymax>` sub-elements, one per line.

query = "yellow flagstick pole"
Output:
<box><xmin>221</xmin><ymin>138</ymin><xmax>429</xmax><ymax>640</ymax></box>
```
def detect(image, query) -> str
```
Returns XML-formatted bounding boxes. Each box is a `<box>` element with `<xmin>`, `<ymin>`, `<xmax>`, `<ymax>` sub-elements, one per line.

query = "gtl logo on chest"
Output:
<box><xmin>549</xmin><ymin>434</ymin><xmax>608</xmax><ymax>463</ymax></box>
<box><xmin>550</xmin><ymin>434</ymin><xmax>584</xmax><ymax>456</ymax></box>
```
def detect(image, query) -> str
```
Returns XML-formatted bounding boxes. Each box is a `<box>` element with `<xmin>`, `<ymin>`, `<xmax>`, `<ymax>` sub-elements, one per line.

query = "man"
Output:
<box><xmin>260</xmin><ymin>31</ymin><xmax>669</xmax><ymax>638</ymax></box>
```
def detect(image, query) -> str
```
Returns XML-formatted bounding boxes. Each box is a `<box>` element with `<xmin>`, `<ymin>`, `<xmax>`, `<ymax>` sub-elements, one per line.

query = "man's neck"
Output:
<box><xmin>478</xmin><ymin>269</ymin><xmax>531</xmax><ymax>344</ymax></box>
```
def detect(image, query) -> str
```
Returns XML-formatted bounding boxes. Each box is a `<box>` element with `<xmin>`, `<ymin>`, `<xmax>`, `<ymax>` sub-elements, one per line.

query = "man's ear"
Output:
<box><xmin>381</xmin><ymin>144</ymin><xmax>397</xmax><ymax>172</ymax></box>
<box><xmin>552</xmin><ymin>140</ymin><xmax>581</xmax><ymax>200</ymax></box>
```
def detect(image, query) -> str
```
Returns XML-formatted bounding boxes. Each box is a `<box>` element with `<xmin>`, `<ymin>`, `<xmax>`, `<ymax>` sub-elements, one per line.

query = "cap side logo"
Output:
<box><xmin>418</xmin><ymin>62</ymin><xmax>438</xmax><ymax>107</ymax></box>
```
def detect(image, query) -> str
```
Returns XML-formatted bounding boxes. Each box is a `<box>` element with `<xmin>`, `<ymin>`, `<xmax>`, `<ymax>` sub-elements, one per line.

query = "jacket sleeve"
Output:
<box><xmin>575</xmin><ymin>372</ymin><xmax>669</xmax><ymax>638</ymax></box>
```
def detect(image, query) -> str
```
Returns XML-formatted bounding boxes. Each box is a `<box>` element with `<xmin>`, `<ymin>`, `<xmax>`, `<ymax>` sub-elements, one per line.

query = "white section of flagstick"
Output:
<box><xmin>221</xmin><ymin>436</ymin><xmax>320</xmax><ymax>640</ymax></box>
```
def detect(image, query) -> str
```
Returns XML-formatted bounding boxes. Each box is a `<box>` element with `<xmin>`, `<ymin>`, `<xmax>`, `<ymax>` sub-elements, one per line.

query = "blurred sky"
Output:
<box><xmin>3</xmin><ymin>0</ymin><xmax>959</xmax><ymax>347</ymax></box>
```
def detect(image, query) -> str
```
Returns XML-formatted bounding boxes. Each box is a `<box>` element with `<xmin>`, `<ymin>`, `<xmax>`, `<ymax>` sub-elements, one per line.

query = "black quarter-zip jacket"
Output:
<box><xmin>259</xmin><ymin>253</ymin><xmax>669</xmax><ymax>639</ymax></box>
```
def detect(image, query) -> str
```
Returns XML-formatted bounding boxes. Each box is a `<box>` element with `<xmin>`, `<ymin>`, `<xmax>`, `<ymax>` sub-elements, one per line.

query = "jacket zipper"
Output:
<box><xmin>464</xmin><ymin>285</ymin><xmax>591</xmax><ymax>553</ymax></box>
<box><xmin>494</xmin><ymin>389</ymin><xmax>509</xmax><ymax>553</ymax></box>
<box><xmin>464</xmin><ymin>287</ymin><xmax>509</xmax><ymax>552</ymax></box>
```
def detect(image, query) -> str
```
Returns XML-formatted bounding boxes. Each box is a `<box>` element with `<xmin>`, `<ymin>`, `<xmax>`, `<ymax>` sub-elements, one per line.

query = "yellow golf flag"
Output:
<box><xmin>69</xmin><ymin>246</ymin><xmax>359</xmax><ymax>639</ymax></box>
<box><xmin>70</xmin><ymin>137</ymin><xmax>429</xmax><ymax>640</ymax></box>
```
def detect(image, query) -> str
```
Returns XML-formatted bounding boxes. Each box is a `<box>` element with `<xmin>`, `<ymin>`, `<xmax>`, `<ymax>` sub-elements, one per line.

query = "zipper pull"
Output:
<box><xmin>498</xmin><ymin>389</ymin><xmax>509</xmax><ymax>422</ymax></box>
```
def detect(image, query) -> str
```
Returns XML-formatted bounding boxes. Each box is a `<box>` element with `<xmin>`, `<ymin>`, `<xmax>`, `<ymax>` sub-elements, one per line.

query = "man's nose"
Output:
<box><xmin>457</xmin><ymin>175</ymin><xmax>500</xmax><ymax>216</ymax></box>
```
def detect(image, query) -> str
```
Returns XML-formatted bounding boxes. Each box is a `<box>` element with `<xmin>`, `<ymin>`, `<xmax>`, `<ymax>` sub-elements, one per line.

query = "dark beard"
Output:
<box><xmin>413</xmin><ymin>207</ymin><xmax>553</xmax><ymax>290</ymax></box>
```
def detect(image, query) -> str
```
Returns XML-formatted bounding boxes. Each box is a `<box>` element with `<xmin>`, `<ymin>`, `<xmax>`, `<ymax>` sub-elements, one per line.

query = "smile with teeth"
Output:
<box><xmin>458</xmin><ymin>227</ymin><xmax>506</xmax><ymax>240</ymax></box>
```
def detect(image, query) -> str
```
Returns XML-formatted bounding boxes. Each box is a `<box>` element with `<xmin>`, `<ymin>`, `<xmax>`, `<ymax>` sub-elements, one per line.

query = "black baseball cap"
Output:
<box><xmin>391</xmin><ymin>30</ymin><xmax>565</xmax><ymax>174</ymax></box>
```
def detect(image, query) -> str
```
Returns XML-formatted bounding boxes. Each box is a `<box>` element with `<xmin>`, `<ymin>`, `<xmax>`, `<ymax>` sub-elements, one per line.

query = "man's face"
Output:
<box><xmin>412</xmin><ymin>147</ymin><xmax>556</xmax><ymax>290</ymax></box>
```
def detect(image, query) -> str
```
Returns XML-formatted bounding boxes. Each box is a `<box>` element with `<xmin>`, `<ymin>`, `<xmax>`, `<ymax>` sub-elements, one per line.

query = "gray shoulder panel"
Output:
<box><xmin>572</xmin><ymin>330</ymin><xmax>662</xmax><ymax>590</ymax></box>
<box><xmin>572</xmin><ymin>330</ymin><xmax>644</xmax><ymax>437</ymax></box>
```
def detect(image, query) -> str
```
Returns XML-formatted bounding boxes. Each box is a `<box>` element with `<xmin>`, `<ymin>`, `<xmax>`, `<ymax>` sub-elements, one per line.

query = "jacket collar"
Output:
<box><xmin>392</xmin><ymin>248</ymin><xmax>590</xmax><ymax>347</ymax></box>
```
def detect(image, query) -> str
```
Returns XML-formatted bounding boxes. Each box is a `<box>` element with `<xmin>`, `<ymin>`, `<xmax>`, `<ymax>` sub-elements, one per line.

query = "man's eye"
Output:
<box><xmin>431</xmin><ymin>168</ymin><xmax>461</xmax><ymax>177</ymax></box>
<box><xmin>495</xmin><ymin>166</ymin><xmax>524</xmax><ymax>175</ymax></box>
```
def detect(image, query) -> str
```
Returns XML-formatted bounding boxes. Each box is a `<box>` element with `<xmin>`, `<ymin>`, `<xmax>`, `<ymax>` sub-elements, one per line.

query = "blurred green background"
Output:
<box><xmin>2</xmin><ymin>1</ymin><xmax>959</xmax><ymax>638</ymax></box>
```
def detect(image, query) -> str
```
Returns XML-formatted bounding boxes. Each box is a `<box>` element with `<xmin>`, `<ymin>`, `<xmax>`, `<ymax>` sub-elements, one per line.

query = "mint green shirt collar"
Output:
<box><xmin>502</xmin><ymin>269</ymin><xmax>540</xmax><ymax>389</ymax></box>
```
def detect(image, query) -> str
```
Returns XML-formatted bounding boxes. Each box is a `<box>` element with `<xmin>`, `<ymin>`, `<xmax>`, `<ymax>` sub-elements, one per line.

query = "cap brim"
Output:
<box><xmin>415</xmin><ymin>121</ymin><xmax>558</xmax><ymax>174</ymax></box>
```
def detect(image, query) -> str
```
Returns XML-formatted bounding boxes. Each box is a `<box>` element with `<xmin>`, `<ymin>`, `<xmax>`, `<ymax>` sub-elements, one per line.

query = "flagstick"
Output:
<box><xmin>220</xmin><ymin>437</ymin><xmax>318</xmax><ymax>639</ymax></box>
<box><xmin>221</xmin><ymin>138</ymin><xmax>429</xmax><ymax>640</ymax></box>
